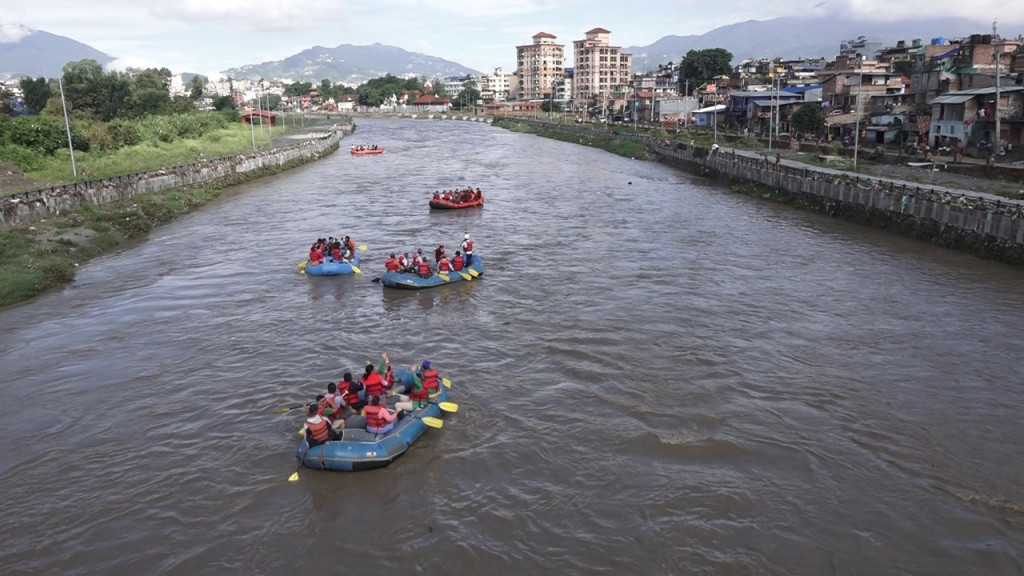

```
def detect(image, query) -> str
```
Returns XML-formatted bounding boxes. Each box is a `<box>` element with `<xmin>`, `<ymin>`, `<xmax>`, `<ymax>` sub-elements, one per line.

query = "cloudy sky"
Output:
<box><xmin>2</xmin><ymin>0</ymin><xmax>1018</xmax><ymax>78</ymax></box>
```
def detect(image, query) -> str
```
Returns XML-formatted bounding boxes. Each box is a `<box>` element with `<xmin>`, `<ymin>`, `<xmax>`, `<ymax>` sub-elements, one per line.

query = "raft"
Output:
<box><xmin>304</xmin><ymin>255</ymin><xmax>361</xmax><ymax>276</ymax></box>
<box><xmin>351</xmin><ymin>147</ymin><xmax>383</xmax><ymax>155</ymax></box>
<box><xmin>380</xmin><ymin>254</ymin><xmax>483</xmax><ymax>289</ymax></box>
<box><xmin>429</xmin><ymin>192</ymin><xmax>484</xmax><ymax>210</ymax></box>
<box><xmin>295</xmin><ymin>371</ymin><xmax>449</xmax><ymax>472</ymax></box>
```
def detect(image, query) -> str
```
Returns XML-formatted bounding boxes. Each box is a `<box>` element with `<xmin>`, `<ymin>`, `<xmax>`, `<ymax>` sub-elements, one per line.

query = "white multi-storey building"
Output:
<box><xmin>572</xmin><ymin>28</ymin><xmax>633</xmax><ymax>110</ymax></box>
<box><xmin>515</xmin><ymin>32</ymin><xmax>565</xmax><ymax>101</ymax></box>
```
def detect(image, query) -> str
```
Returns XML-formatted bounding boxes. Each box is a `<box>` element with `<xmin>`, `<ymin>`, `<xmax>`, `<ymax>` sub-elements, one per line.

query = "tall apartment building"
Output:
<box><xmin>515</xmin><ymin>32</ymin><xmax>565</xmax><ymax>100</ymax></box>
<box><xmin>572</xmin><ymin>28</ymin><xmax>633</xmax><ymax>108</ymax></box>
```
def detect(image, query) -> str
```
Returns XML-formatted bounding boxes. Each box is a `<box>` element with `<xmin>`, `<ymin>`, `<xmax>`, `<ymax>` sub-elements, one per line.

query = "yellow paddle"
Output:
<box><xmin>417</xmin><ymin>416</ymin><xmax>444</xmax><ymax>428</ymax></box>
<box><xmin>468</xmin><ymin>268</ymin><xmax>480</xmax><ymax>277</ymax></box>
<box><xmin>298</xmin><ymin>260</ymin><xmax>308</xmax><ymax>274</ymax></box>
<box><xmin>457</xmin><ymin>271</ymin><xmax>472</xmax><ymax>281</ymax></box>
<box><xmin>350</xmin><ymin>263</ymin><xmax>361</xmax><ymax>274</ymax></box>
<box><xmin>359</xmin><ymin>244</ymin><xmax>367</xmax><ymax>251</ymax></box>
<box><xmin>437</xmin><ymin>273</ymin><xmax>450</xmax><ymax>282</ymax></box>
<box><xmin>442</xmin><ymin>377</ymin><xmax>452</xmax><ymax>388</ymax></box>
<box><xmin>433</xmin><ymin>401</ymin><xmax>459</xmax><ymax>413</ymax></box>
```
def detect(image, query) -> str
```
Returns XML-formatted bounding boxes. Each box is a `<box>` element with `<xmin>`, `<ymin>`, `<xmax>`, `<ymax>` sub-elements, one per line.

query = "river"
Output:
<box><xmin>1</xmin><ymin>117</ymin><xmax>1022</xmax><ymax>575</ymax></box>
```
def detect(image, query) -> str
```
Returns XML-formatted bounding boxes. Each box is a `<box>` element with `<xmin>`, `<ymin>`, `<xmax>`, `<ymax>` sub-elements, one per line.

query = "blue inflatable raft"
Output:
<box><xmin>380</xmin><ymin>254</ymin><xmax>483</xmax><ymax>289</ymax></box>
<box><xmin>304</xmin><ymin>255</ymin><xmax>361</xmax><ymax>276</ymax></box>
<box><xmin>295</xmin><ymin>371</ymin><xmax>449</xmax><ymax>472</ymax></box>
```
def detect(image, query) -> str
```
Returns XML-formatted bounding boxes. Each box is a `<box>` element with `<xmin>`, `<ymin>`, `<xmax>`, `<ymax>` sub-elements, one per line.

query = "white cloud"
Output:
<box><xmin>0</xmin><ymin>23</ymin><xmax>34</xmax><ymax>43</ymax></box>
<box><xmin>148</xmin><ymin>0</ymin><xmax>349</xmax><ymax>32</ymax></box>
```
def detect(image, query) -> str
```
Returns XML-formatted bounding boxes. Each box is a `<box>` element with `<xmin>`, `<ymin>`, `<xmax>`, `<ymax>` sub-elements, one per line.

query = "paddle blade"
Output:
<box><xmin>442</xmin><ymin>377</ymin><xmax>452</xmax><ymax>388</ymax></box>
<box><xmin>358</xmin><ymin>244</ymin><xmax>367</xmax><ymax>251</ymax></box>
<box><xmin>288</xmin><ymin>471</ymin><xmax>299</xmax><ymax>482</ymax></box>
<box><xmin>458</xmin><ymin>272</ymin><xmax>472</xmax><ymax>281</ymax></box>
<box><xmin>350</xmin><ymin>264</ymin><xmax>361</xmax><ymax>274</ymax></box>
<box><xmin>273</xmin><ymin>405</ymin><xmax>300</xmax><ymax>414</ymax></box>
<box><xmin>438</xmin><ymin>401</ymin><xmax>459</xmax><ymax>413</ymax></box>
<box><xmin>468</xmin><ymin>269</ymin><xmax>480</xmax><ymax>277</ymax></box>
<box><xmin>438</xmin><ymin>273</ymin><xmax>450</xmax><ymax>282</ymax></box>
<box><xmin>420</xmin><ymin>416</ymin><xmax>444</xmax><ymax>429</ymax></box>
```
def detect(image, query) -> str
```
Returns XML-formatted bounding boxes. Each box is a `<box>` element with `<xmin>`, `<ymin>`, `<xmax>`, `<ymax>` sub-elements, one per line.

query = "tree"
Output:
<box><xmin>188</xmin><ymin>75</ymin><xmax>208</xmax><ymax>99</ymax></box>
<box><xmin>453</xmin><ymin>80</ymin><xmax>480</xmax><ymax>111</ymax></box>
<box><xmin>0</xmin><ymin>86</ymin><xmax>13</xmax><ymax>115</ymax></box>
<box><xmin>61</xmin><ymin>59</ymin><xmax>107</xmax><ymax>118</ymax></box>
<box><xmin>19</xmin><ymin>76</ymin><xmax>52</xmax><ymax>114</ymax></box>
<box><xmin>677</xmin><ymin>48</ymin><xmax>733</xmax><ymax>93</ymax></box>
<box><xmin>790</xmin><ymin>103</ymin><xmax>825</xmax><ymax>136</ymax></box>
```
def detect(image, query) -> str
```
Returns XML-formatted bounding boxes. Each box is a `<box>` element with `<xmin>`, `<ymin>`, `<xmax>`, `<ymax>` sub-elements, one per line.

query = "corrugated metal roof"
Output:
<box><xmin>929</xmin><ymin>94</ymin><xmax>975</xmax><ymax>105</ymax></box>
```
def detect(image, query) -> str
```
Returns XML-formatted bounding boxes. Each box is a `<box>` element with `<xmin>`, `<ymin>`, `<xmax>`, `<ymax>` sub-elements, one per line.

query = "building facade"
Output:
<box><xmin>515</xmin><ymin>32</ymin><xmax>565</xmax><ymax>101</ymax></box>
<box><xmin>572</xmin><ymin>28</ymin><xmax>633</xmax><ymax>111</ymax></box>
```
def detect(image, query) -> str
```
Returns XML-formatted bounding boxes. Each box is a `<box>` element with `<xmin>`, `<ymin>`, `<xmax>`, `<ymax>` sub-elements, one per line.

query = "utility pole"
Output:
<box><xmin>58</xmin><ymin>77</ymin><xmax>77</xmax><ymax>177</ymax></box>
<box><xmin>768</xmin><ymin>72</ymin><xmax>774</xmax><ymax>153</ymax></box>
<box><xmin>853</xmin><ymin>71</ymin><xmax>862</xmax><ymax>169</ymax></box>
<box><xmin>994</xmin><ymin>18</ymin><xmax>1002</xmax><ymax>158</ymax></box>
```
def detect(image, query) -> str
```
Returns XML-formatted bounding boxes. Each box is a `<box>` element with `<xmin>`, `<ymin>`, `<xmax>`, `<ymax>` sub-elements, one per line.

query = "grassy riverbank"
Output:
<box><xmin>0</xmin><ymin>116</ymin><xmax>343</xmax><ymax>309</ymax></box>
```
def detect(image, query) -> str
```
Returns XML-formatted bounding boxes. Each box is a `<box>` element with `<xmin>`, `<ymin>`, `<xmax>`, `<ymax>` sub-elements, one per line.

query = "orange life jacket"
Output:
<box><xmin>306</xmin><ymin>416</ymin><xmax>331</xmax><ymax>443</ymax></box>
<box><xmin>417</xmin><ymin>260</ymin><xmax>431</xmax><ymax>277</ymax></box>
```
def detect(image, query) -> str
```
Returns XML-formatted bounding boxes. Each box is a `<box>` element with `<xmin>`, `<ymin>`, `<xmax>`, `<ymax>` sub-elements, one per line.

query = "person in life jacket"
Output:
<box><xmin>385</xmin><ymin>253</ymin><xmax>400</xmax><ymax>273</ymax></box>
<box><xmin>438</xmin><ymin>254</ymin><xmax>452</xmax><ymax>273</ymax></box>
<box><xmin>417</xmin><ymin>360</ymin><xmax>441</xmax><ymax>398</ymax></box>
<box><xmin>362</xmin><ymin>362</ymin><xmax>386</xmax><ymax>399</ymax></box>
<box><xmin>362</xmin><ymin>395</ymin><xmax>397</xmax><ymax>435</ymax></box>
<box><xmin>404</xmin><ymin>367</ymin><xmax>429</xmax><ymax>410</ymax></box>
<box><xmin>398</xmin><ymin>253</ymin><xmax>411</xmax><ymax>272</ymax></box>
<box><xmin>434</xmin><ymin>244</ymin><xmax>446</xmax><ymax>264</ymax></box>
<box><xmin>451</xmin><ymin>251</ymin><xmax>465</xmax><ymax>271</ymax></box>
<box><xmin>417</xmin><ymin>258</ymin><xmax>432</xmax><ymax>278</ymax></box>
<box><xmin>308</xmin><ymin>243</ymin><xmax>324</xmax><ymax>266</ymax></box>
<box><xmin>323</xmin><ymin>383</ymin><xmax>345</xmax><ymax>421</ymax></box>
<box><xmin>304</xmin><ymin>404</ymin><xmax>338</xmax><ymax>448</ymax></box>
<box><xmin>340</xmin><ymin>372</ymin><xmax>366</xmax><ymax>413</ymax></box>
<box><xmin>460</xmin><ymin>233</ymin><xmax>473</xmax><ymax>267</ymax></box>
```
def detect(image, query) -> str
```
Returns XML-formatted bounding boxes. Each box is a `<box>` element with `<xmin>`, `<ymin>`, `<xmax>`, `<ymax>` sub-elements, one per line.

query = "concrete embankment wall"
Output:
<box><xmin>502</xmin><ymin>119</ymin><xmax>1024</xmax><ymax>264</ymax></box>
<box><xmin>0</xmin><ymin>126</ymin><xmax>349</xmax><ymax>229</ymax></box>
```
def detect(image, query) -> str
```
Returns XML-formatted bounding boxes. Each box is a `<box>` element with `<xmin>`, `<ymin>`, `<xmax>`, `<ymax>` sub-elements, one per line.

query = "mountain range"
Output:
<box><xmin>0</xmin><ymin>16</ymin><xmax>1001</xmax><ymax>85</ymax></box>
<box><xmin>0</xmin><ymin>24</ymin><xmax>113</xmax><ymax>80</ymax></box>
<box><xmin>626</xmin><ymin>16</ymin><xmax>992</xmax><ymax>70</ymax></box>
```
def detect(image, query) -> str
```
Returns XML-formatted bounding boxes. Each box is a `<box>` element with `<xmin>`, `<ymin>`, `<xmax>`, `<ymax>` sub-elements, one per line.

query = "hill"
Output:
<box><xmin>627</xmin><ymin>16</ymin><xmax>1000</xmax><ymax>70</ymax></box>
<box><xmin>0</xmin><ymin>24</ymin><xmax>113</xmax><ymax>80</ymax></box>
<box><xmin>221</xmin><ymin>43</ymin><xmax>482</xmax><ymax>85</ymax></box>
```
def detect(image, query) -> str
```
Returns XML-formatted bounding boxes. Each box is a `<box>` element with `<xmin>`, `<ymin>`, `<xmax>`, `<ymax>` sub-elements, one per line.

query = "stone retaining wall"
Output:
<box><xmin>1</xmin><ymin>126</ymin><xmax>348</xmax><ymax>229</ymax></box>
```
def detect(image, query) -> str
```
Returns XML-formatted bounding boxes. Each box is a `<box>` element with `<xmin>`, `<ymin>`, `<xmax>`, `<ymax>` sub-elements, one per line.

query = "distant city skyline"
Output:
<box><xmin>2</xmin><ymin>0</ymin><xmax>1020</xmax><ymax>79</ymax></box>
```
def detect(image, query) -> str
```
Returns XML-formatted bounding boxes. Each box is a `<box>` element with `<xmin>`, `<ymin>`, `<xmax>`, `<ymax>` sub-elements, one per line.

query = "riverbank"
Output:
<box><xmin>495</xmin><ymin>118</ymin><xmax>1024</xmax><ymax>264</ymax></box>
<box><xmin>0</xmin><ymin>117</ymin><xmax>350</xmax><ymax>308</ymax></box>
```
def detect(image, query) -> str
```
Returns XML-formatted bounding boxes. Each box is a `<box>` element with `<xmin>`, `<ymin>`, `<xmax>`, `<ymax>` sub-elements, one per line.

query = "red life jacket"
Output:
<box><xmin>306</xmin><ymin>416</ymin><xmax>331</xmax><ymax>442</ymax></box>
<box><xmin>332</xmin><ymin>246</ymin><xmax>341</xmax><ymax>260</ymax></box>
<box><xmin>342</xmin><ymin>383</ymin><xmax>361</xmax><ymax>406</ymax></box>
<box><xmin>464</xmin><ymin>239</ymin><xmax>473</xmax><ymax>253</ymax></box>
<box><xmin>385</xmin><ymin>257</ymin><xmax>400</xmax><ymax>272</ymax></box>
<box><xmin>417</xmin><ymin>260</ymin><xmax>431</xmax><ymax>277</ymax></box>
<box><xmin>363</xmin><ymin>404</ymin><xmax>391</xmax><ymax>430</ymax></box>
<box><xmin>363</xmin><ymin>372</ymin><xmax>385</xmax><ymax>397</ymax></box>
<box><xmin>422</xmin><ymin>368</ymin><xmax>440</xmax><ymax>394</ymax></box>
<box><xmin>324</xmin><ymin>392</ymin><xmax>343</xmax><ymax>415</ymax></box>
<box><xmin>409</xmin><ymin>381</ymin><xmax>429</xmax><ymax>402</ymax></box>
<box><xmin>439</xmin><ymin>257</ymin><xmax>452</xmax><ymax>272</ymax></box>
<box><xmin>452</xmin><ymin>255</ymin><xmax>464</xmax><ymax>270</ymax></box>
<box><xmin>309</xmin><ymin>250</ymin><xmax>323</xmax><ymax>265</ymax></box>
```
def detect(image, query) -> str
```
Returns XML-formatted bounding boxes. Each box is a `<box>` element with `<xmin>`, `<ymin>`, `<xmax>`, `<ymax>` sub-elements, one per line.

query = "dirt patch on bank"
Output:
<box><xmin>0</xmin><ymin>162</ymin><xmax>39</xmax><ymax>195</ymax></box>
